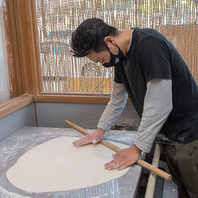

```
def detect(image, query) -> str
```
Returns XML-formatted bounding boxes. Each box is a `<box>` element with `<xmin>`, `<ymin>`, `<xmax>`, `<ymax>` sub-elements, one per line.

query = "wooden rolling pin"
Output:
<box><xmin>65</xmin><ymin>120</ymin><xmax>172</xmax><ymax>181</ymax></box>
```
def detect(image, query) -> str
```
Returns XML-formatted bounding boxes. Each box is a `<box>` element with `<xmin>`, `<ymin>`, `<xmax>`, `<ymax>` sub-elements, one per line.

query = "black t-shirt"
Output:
<box><xmin>114</xmin><ymin>27</ymin><xmax>198</xmax><ymax>144</ymax></box>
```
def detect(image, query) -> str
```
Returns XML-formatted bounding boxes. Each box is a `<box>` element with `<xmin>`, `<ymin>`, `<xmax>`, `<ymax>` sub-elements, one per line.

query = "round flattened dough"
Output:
<box><xmin>6</xmin><ymin>136</ymin><xmax>130</xmax><ymax>193</ymax></box>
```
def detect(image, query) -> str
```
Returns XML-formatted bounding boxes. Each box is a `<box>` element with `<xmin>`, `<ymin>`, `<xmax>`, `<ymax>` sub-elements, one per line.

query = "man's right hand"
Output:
<box><xmin>72</xmin><ymin>128</ymin><xmax>106</xmax><ymax>146</ymax></box>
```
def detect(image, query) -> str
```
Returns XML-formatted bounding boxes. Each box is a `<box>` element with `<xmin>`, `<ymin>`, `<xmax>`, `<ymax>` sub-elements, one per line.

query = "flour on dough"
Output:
<box><xmin>6</xmin><ymin>136</ymin><xmax>130</xmax><ymax>193</ymax></box>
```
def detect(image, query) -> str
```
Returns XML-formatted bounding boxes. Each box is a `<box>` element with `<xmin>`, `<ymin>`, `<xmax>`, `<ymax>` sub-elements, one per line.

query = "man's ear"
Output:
<box><xmin>104</xmin><ymin>37</ymin><xmax>116</xmax><ymax>46</ymax></box>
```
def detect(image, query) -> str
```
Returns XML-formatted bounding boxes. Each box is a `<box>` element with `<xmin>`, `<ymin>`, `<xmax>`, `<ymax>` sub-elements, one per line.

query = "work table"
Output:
<box><xmin>0</xmin><ymin>126</ymin><xmax>143</xmax><ymax>198</ymax></box>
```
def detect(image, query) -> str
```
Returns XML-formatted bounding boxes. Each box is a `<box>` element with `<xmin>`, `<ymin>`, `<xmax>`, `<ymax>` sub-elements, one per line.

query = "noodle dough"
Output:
<box><xmin>6</xmin><ymin>136</ymin><xmax>130</xmax><ymax>193</ymax></box>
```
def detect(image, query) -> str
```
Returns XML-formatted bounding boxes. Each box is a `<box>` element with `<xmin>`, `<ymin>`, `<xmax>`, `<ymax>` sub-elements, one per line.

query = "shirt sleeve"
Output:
<box><xmin>97</xmin><ymin>82</ymin><xmax>128</xmax><ymax>132</ymax></box>
<box><xmin>138</xmin><ymin>36</ymin><xmax>172</xmax><ymax>83</ymax></box>
<box><xmin>134</xmin><ymin>79</ymin><xmax>173</xmax><ymax>153</ymax></box>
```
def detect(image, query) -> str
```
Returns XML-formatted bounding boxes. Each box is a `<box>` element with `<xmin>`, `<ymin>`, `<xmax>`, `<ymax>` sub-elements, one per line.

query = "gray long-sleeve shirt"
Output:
<box><xmin>97</xmin><ymin>79</ymin><xmax>172</xmax><ymax>153</ymax></box>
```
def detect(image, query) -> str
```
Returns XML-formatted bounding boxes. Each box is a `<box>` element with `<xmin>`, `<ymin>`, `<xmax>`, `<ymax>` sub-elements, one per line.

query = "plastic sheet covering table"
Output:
<box><xmin>0</xmin><ymin>127</ymin><xmax>144</xmax><ymax>198</ymax></box>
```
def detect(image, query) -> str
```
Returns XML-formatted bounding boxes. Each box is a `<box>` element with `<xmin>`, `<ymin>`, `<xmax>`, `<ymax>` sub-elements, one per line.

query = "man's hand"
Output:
<box><xmin>72</xmin><ymin>128</ymin><xmax>105</xmax><ymax>146</ymax></box>
<box><xmin>104</xmin><ymin>144</ymin><xmax>142</xmax><ymax>171</ymax></box>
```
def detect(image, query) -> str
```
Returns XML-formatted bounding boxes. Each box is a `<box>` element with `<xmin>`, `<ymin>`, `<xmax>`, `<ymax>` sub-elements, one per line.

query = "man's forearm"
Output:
<box><xmin>134</xmin><ymin>79</ymin><xmax>173</xmax><ymax>153</ymax></box>
<box><xmin>97</xmin><ymin>82</ymin><xmax>128</xmax><ymax>132</ymax></box>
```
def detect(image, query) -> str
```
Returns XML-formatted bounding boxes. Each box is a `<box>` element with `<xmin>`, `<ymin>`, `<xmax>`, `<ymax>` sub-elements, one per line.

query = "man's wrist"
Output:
<box><xmin>96</xmin><ymin>128</ymin><xmax>106</xmax><ymax>134</ymax></box>
<box><xmin>131</xmin><ymin>143</ymin><xmax>142</xmax><ymax>155</ymax></box>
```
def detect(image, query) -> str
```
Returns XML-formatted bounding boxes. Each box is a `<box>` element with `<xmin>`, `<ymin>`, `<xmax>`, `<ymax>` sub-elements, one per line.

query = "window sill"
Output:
<box><xmin>35</xmin><ymin>93</ymin><xmax>132</xmax><ymax>104</ymax></box>
<box><xmin>36</xmin><ymin>93</ymin><xmax>111</xmax><ymax>104</ymax></box>
<box><xmin>0</xmin><ymin>94</ymin><xmax>34</xmax><ymax>119</ymax></box>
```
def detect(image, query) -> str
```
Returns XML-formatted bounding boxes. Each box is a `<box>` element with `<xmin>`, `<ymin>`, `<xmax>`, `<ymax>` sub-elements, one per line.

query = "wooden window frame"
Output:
<box><xmin>4</xmin><ymin>0</ymin><xmax>25</xmax><ymax>97</ymax></box>
<box><xmin>17</xmin><ymin>0</ymin><xmax>129</xmax><ymax>104</ymax></box>
<box><xmin>24</xmin><ymin>0</ymin><xmax>114</xmax><ymax>104</ymax></box>
<box><xmin>0</xmin><ymin>94</ymin><xmax>34</xmax><ymax>119</ymax></box>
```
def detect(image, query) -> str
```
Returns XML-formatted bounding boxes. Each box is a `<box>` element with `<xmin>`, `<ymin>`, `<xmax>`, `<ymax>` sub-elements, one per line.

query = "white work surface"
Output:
<box><xmin>0</xmin><ymin>127</ymin><xmax>144</xmax><ymax>198</ymax></box>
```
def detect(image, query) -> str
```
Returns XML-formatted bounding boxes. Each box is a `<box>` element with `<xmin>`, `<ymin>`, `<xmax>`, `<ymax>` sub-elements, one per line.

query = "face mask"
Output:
<box><xmin>103</xmin><ymin>44</ymin><xmax>125</xmax><ymax>67</ymax></box>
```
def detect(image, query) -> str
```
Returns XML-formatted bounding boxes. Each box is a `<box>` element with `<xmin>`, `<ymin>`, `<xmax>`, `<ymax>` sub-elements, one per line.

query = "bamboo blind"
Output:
<box><xmin>35</xmin><ymin>0</ymin><xmax>198</xmax><ymax>93</ymax></box>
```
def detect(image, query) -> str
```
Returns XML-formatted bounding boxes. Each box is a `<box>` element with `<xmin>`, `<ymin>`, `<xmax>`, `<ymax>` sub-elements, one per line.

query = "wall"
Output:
<box><xmin>35</xmin><ymin>102</ymin><xmax>140</xmax><ymax>130</ymax></box>
<box><xmin>0</xmin><ymin>103</ymin><xmax>36</xmax><ymax>141</ymax></box>
<box><xmin>0</xmin><ymin>102</ymin><xmax>140</xmax><ymax>142</ymax></box>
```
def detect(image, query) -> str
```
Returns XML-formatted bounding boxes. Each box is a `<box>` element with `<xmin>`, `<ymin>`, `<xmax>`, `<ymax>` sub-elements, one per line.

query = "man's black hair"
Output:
<box><xmin>71</xmin><ymin>18</ymin><xmax>119</xmax><ymax>57</ymax></box>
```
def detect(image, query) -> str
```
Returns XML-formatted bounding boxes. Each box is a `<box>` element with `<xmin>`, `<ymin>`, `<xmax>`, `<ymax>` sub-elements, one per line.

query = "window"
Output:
<box><xmin>0</xmin><ymin>0</ymin><xmax>25</xmax><ymax>105</ymax></box>
<box><xmin>36</xmin><ymin>0</ymin><xmax>115</xmax><ymax>94</ymax></box>
<box><xmin>0</xmin><ymin>0</ymin><xmax>197</xmax><ymax>109</ymax></box>
<box><xmin>35</xmin><ymin>0</ymin><xmax>198</xmax><ymax>96</ymax></box>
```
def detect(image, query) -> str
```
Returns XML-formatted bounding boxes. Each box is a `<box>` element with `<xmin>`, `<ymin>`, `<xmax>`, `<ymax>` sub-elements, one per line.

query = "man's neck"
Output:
<box><xmin>116</xmin><ymin>30</ymin><xmax>133</xmax><ymax>56</ymax></box>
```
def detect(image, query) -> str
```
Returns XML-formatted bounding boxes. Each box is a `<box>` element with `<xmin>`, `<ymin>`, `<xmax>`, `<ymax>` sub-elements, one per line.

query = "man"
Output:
<box><xmin>71</xmin><ymin>18</ymin><xmax>198</xmax><ymax>198</ymax></box>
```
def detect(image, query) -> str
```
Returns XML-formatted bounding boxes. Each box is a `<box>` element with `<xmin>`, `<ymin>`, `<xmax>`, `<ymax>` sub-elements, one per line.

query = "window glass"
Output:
<box><xmin>36</xmin><ymin>0</ymin><xmax>197</xmax><ymax>95</ymax></box>
<box><xmin>0</xmin><ymin>0</ymin><xmax>25</xmax><ymax>105</ymax></box>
